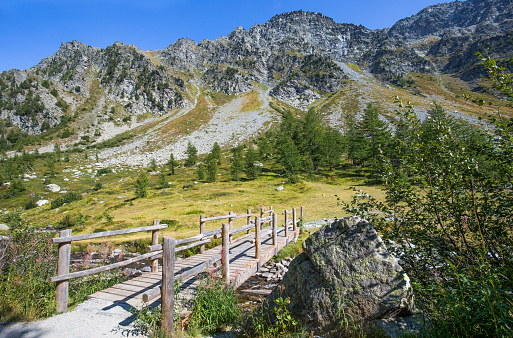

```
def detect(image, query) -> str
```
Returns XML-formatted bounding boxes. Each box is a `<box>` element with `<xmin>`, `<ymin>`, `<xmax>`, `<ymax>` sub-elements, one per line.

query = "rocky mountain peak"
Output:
<box><xmin>388</xmin><ymin>0</ymin><xmax>513</xmax><ymax>41</ymax></box>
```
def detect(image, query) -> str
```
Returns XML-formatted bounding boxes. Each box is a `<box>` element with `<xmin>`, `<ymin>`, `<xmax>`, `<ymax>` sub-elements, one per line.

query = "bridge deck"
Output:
<box><xmin>88</xmin><ymin>226</ymin><xmax>297</xmax><ymax>308</ymax></box>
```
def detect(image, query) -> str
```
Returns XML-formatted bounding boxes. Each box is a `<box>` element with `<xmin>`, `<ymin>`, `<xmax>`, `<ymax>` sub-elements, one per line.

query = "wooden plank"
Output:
<box><xmin>51</xmin><ymin>250</ymin><xmax>161</xmax><ymax>282</ymax></box>
<box><xmin>52</xmin><ymin>224</ymin><xmax>168</xmax><ymax>243</ymax></box>
<box><xmin>241</xmin><ymin>289</ymin><xmax>273</xmax><ymax>296</ymax></box>
<box><xmin>203</xmin><ymin>214</ymin><xmax>236</xmax><ymax>222</ymax></box>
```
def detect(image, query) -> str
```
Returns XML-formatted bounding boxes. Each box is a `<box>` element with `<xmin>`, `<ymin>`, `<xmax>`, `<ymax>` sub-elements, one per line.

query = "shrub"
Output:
<box><xmin>97</xmin><ymin>168</ymin><xmax>112</xmax><ymax>176</ymax></box>
<box><xmin>188</xmin><ymin>268</ymin><xmax>241</xmax><ymax>334</ymax></box>
<box><xmin>51</xmin><ymin>191</ymin><xmax>82</xmax><ymax>209</ymax></box>
<box><xmin>56</xmin><ymin>212</ymin><xmax>84</xmax><ymax>229</ymax></box>
<box><xmin>24</xmin><ymin>196</ymin><xmax>39</xmax><ymax>210</ymax></box>
<box><xmin>0</xmin><ymin>211</ymin><xmax>56</xmax><ymax>321</ymax></box>
<box><xmin>134</xmin><ymin>172</ymin><xmax>149</xmax><ymax>198</ymax></box>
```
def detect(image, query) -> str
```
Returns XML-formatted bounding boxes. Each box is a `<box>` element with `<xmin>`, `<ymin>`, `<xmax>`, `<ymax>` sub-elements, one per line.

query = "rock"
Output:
<box><xmin>374</xmin><ymin>314</ymin><xmax>430</xmax><ymax>338</ymax></box>
<box><xmin>261</xmin><ymin>217</ymin><xmax>416</xmax><ymax>335</ymax></box>
<box><xmin>183</xmin><ymin>184</ymin><xmax>193</xmax><ymax>189</ymax></box>
<box><xmin>0</xmin><ymin>224</ymin><xmax>9</xmax><ymax>231</ymax></box>
<box><xmin>36</xmin><ymin>199</ymin><xmax>49</xmax><ymax>207</ymax></box>
<box><xmin>45</xmin><ymin>184</ymin><xmax>61</xmax><ymax>193</ymax></box>
<box><xmin>275</xmin><ymin>186</ymin><xmax>284</xmax><ymax>191</ymax></box>
<box><xmin>141</xmin><ymin>266</ymin><xmax>152</xmax><ymax>273</ymax></box>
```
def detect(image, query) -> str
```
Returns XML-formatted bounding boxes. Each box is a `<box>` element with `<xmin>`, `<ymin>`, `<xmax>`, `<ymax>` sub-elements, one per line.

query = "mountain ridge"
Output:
<box><xmin>0</xmin><ymin>0</ymin><xmax>511</xmax><ymax>164</ymax></box>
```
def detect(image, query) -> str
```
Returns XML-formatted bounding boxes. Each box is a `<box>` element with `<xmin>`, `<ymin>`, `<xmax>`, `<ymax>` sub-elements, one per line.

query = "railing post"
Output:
<box><xmin>151</xmin><ymin>220</ymin><xmax>160</xmax><ymax>273</ymax></box>
<box><xmin>162</xmin><ymin>236</ymin><xmax>175</xmax><ymax>336</ymax></box>
<box><xmin>255</xmin><ymin>216</ymin><xmax>261</xmax><ymax>263</ymax></box>
<box><xmin>56</xmin><ymin>229</ymin><xmax>72</xmax><ymax>313</ymax></box>
<box><xmin>272</xmin><ymin>212</ymin><xmax>277</xmax><ymax>246</ymax></box>
<box><xmin>260</xmin><ymin>208</ymin><xmax>264</xmax><ymax>229</ymax></box>
<box><xmin>200</xmin><ymin>214</ymin><xmax>205</xmax><ymax>253</ymax></box>
<box><xmin>222</xmin><ymin>223</ymin><xmax>230</xmax><ymax>284</ymax></box>
<box><xmin>246</xmin><ymin>209</ymin><xmax>251</xmax><ymax>234</ymax></box>
<box><xmin>228</xmin><ymin>211</ymin><xmax>234</xmax><ymax>243</ymax></box>
<box><xmin>301</xmin><ymin>206</ymin><xmax>304</xmax><ymax>221</ymax></box>
<box><xmin>268</xmin><ymin>206</ymin><xmax>273</xmax><ymax>228</ymax></box>
<box><xmin>292</xmin><ymin>208</ymin><xmax>297</xmax><ymax>235</ymax></box>
<box><xmin>284</xmin><ymin>210</ymin><xmax>288</xmax><ymax>238</ymax></box>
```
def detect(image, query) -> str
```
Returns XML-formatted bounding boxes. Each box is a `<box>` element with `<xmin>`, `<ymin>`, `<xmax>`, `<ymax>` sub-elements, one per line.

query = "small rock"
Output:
<box><xmin>45</xmin><ymin>184</ymin><xmax>61</xmax><ymax>193</ymax></box>
<box><xmin>0</xmin><ymin>224</ymin><xmax>9</xmax><ymax>231</ymax></box>
<box><xmin>117</xmin><ymin>196</ymin><xmax>127</xmax><ymax>199</ymax></box>
<box><xmin>23</xmin><ymin>179</ymin><xmax>30</xmax><ymax>182</ymax></box>
<box><xmin>276</xmin><ymin>186</ymin><xmax>284</xmax><ymax>191</ymax></box>
<box><xmin>141</xmin><ymin>266</ymin><xmax>152</xmax><ymax>273</ymax></box>
<box><xmin>36</xmin><ymin>200</ymin><xmax>49</xmax><ymax>207</ymax></box>
<box><xmin>261</xmin><ymin>272</ymin><xmax>274</xmax><ymax>279</ymax></box>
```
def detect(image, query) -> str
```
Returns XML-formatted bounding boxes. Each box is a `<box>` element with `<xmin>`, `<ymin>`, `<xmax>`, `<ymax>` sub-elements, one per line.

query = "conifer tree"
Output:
<box><xmin>244</xmin><ymin>145</ymin><xmax>260</xmax><ymax>179</ymax></box>
<box><xmin>134</xmin><ymin>172</ymin><xmax>149</xmax><ymax>198</ymax></box>
<box><xmin>323</xmin><ymin>127</ymin><xmax>344</xmax><ymax>171</ymax></box>
<box><xmin>278</xmin><ymin>136</ymin><xmax>302</xmax><ymax>182</ymax></box>
<box><xmin>185</xmin><ymin>141</ymin><xmax>198</xmax><ymax>167</ymax></box>
<box><xmin>230</xmin><ymin>146</ymin><xmax>244</xmax><ymax>181</ymax></box>
<box><xmin>167</xmin><ymin>153</ymin><xmax>177</xmax><ymax>175</ymax></box>
<box><xmin>211</xmin><ymin>142</ymin><xmax>222</xmax><ymax>165</ymax></box>
<box><xmin>300</xmin><ymin>108</ymin><xmax>325</xmax><ymax>170</ymax></box>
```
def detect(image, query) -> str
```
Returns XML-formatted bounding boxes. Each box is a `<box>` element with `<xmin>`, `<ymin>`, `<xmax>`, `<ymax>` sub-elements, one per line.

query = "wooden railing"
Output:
<box><xmin>50</xmin><ymin>220</ymin><xmax>167</xmax><ymax>313</ymax></box>
<box><xmin>157</xmin><ymin>206</ymin><xmax>304</xmax><ymax>334</ymax></box>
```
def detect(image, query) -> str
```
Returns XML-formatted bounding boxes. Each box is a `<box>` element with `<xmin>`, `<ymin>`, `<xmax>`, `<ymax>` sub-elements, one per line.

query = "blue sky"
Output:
<box><xmin>0</xmin><ymin>0</ymin><xmax>446</xmax><ymax>72</ymax></box>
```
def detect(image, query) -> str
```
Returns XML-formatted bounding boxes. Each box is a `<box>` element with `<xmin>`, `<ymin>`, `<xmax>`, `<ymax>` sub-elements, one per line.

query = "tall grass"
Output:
<box><xmin>0</xmin><ymin>212</ymin><xmax>127</xmax><ymax>322</ymax></box>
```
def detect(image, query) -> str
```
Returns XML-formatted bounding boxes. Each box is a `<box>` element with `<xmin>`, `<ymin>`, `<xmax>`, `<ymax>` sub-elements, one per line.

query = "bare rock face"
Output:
<box><xmin>261</xmin><ymin>217</ymin><xmax>416</xmax><ymax>335</ymax></box>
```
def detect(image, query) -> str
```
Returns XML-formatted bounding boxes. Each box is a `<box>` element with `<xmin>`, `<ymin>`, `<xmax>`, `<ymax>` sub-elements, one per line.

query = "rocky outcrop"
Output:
<box><xmin>200</xmin><ymin>65</ymin><xmax>253</xmax><ymax>95</ymax></box>
<box><xmin>388</xmin><ymin>0</ymin><xmax>513</xmax><ymax>42</ymax></box>
<box><xmin>261</xmin><ymin>217</ymin><xmax>416</xmax><ymax>335</ymax></box>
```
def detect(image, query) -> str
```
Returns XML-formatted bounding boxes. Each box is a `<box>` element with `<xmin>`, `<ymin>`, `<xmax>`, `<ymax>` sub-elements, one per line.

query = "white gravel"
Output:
<box><xmin>0</xmin><ymin>299</ymin><xmax>141</xmax><ymax>338</ymax></box>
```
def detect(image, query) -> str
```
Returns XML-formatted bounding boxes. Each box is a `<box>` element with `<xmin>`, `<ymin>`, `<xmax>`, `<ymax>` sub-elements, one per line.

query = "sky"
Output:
<box><xmin>0</xmin><ymin>0</ymin><xmax>447</xmax><ymax>72</ymax></box>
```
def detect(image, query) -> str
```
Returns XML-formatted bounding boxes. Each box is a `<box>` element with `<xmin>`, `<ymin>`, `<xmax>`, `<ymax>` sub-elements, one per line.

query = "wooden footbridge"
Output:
<box><xmin>50</xmin><ymin>206</ymin><xmax>303</xmax><ymax>333</ymax></box>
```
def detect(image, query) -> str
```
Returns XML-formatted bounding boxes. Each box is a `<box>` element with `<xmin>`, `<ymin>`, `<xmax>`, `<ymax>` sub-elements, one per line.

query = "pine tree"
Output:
<box><xmin>197</xmin><ymin>164</ymin><xmax>205</xmax><ymax>180</ymax></box>
<box><xmin>230</xmin><ymin>146</ymin><xmax>244</xmax><ymax>181</ymax></box>
<box><xmin>244</xmin><ymin>145</ymin><xmax>260</xmax><ymax>180</ymax></box>
<box><xmin>323</xmin><ymin>127</ymin><xmax>344</xmax><ymax>171</ymax></box>
<box><xmin>359</xmin><ymin>103</ymin><xmax>390</xmax><ymax>164</ymax></box>
<box><xmin>211</xmin><ymin>142</ymin><xmax>222</xmax><ymax>165</ymax></box>
<box><xmin>345</xmin><ymin>113</ymin><xmax>368</xmax><ymax>166</ymax></box>
<box><xmin>158</xmin><ymin>171</ymin><xmax>168</xmax><ymax>188</ymax></box>
<box><xmin>134</xmin><ymin>172</ymin><xmax>149</xmax><ymax>198</ymax></box>
<box><xmin>167</xmin><ymin>153</ymin><xmax>177</xmax><ymax>175</ymax></box>
<box><xmin>278</xmin><ymin>136</ymin><xmax>302</xmax><ymax>182</ymax></box>
<box><xmin>300</xmin><ymin>108</ymin><xmax>325</xmax><ymax>171</ymax></box>
<box><xmin>185</xmin><ymin>141</ymin><xmax>198</xmax><ymax>167</ymax></box>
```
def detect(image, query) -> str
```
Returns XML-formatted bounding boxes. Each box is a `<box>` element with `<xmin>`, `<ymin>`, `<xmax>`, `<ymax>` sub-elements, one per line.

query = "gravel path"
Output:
<box><xmin>0</xmin><ymin>299</ymin><xmax>141</xmax><ymax>338</ymax></box>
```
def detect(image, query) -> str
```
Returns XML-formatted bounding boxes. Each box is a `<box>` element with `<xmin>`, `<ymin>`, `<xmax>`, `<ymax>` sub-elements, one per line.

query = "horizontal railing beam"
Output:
<box><xmin>52</xmin><ymin>224</ymin><xmax>168</xmax><ymax>243</ymax></box>
<box><xmin>50</xmin><ymin>250</ymin><xmax>161</xmax><ymax>282</ymax></box>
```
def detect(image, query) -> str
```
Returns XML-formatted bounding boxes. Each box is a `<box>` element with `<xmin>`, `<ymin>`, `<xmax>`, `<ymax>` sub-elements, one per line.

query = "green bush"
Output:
<box><xmin>188</xmin><ymin>269</ymin><xmax>241</xmax><ymax>334</ymax></box>
<box><xmin>51</xmin><ymin>191</ymin><xmax>82</xmax><ymax>209</ymax></box>
<box><xmin>56</xmin><ymin>212</ymin><xmax>84</xmax><ymax>229</ymax></box>
<box><xmin>24</xmin><ymin>196</ymin><xmax>39</xmax><ymax>210</ymax></box>
<box><xmin>0</xmin><ymin>211</ymin><xmax>56</xmax><ymax>321</ymax></box>
<box><xmin>97</xmin><ymin>168</ymin><xmax>112</xmax><ymax>176</ymax></box>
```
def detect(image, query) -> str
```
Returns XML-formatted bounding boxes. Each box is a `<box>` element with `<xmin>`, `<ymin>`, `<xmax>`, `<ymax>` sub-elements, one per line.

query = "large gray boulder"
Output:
<box><xmin>261</xmin><ymin>217</ymin><xmax>416</xmax><ymax>335</ymax></box>
<box><xmin>45</xmin><ymin>184</ymin><xmax>61</xmax><ymax>193</ymax></box>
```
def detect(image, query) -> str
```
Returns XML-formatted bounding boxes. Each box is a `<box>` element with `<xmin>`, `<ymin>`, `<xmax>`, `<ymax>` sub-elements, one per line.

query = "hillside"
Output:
<box><xmin>0</xmin><ymin>0</ymin><xmax>512</xmax><ymax>167</ymax></box>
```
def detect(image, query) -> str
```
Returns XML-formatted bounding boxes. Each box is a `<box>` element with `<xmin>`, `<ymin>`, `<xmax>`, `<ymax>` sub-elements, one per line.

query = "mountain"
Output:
<box><xmin>0</xmin><ymin>0</ymin><xmax>511</xmax><ymax>165</ymax></box>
